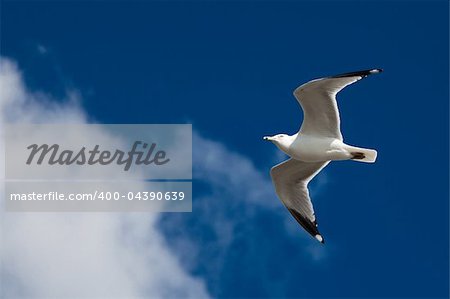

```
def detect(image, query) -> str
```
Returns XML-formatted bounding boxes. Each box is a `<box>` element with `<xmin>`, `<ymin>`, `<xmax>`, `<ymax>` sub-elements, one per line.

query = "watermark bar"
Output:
<box><xmin>5</xmin><ymin>181</ymin><xmax>192</xmax><ymax>212</ymax></box>
<box><xmin>4</xmin><ymin>124</ymin><xmax>192</xmax><ymax>212</ymax></box>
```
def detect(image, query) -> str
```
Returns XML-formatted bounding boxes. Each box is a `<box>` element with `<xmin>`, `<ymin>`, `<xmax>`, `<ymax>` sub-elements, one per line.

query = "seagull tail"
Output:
<box><xmin>348</xmin><ymin>146</ymin><xmax>378</xmax><ymax>163</ymax></box>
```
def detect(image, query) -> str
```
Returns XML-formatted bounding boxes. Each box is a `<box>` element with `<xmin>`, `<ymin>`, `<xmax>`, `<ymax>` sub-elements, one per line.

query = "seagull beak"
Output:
<box><xmin>263</xmin><ymin>136</ymin><xmax>272</xmax><ymax>141</ymax></box>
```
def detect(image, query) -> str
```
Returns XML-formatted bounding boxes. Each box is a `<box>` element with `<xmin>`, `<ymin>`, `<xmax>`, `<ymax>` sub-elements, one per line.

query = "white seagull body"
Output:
<box><xmin>264</xmin><ymin>69</ymin><xmax>381</xmax><ymax>243</ymax></box>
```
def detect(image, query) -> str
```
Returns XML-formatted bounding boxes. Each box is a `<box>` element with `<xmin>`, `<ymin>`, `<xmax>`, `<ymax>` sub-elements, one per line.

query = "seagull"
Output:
<box><xmin>264</xmin><ymin>69</ymin><xmax>381</xmax><ymax>244</ymax></box>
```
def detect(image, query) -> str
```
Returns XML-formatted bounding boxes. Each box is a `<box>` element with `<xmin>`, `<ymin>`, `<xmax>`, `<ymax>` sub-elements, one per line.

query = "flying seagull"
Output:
<box><xmin>264</xmin><ymin>69</ymin><xmax>381</xmax><ymax>244</ymax></box>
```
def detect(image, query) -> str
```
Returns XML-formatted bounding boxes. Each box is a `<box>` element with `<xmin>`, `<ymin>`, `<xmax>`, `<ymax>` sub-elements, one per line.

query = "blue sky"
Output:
<box><xmin>1</xmin><ymin>1</ymin><xmax>449</xmax><ymax>298</ymax></box>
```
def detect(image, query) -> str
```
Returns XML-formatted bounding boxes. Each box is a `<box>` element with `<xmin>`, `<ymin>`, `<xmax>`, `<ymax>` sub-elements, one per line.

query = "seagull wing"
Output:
<box><xmin>270</xmin><ymin>158</ymin><xmax>330</xmax><ymax>243</ymax></box>
<box><xmin>294</xmin><ymin>68</ymin><xmax>382</xmax><ymax>140</ymax></box>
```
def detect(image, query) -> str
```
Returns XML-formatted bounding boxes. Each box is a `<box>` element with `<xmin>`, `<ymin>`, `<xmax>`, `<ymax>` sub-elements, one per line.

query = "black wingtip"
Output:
<box><xmin>287</xmin><ymin>208</ymin><xmax>325</xmax><ymax>244</ymax></box>
<box><xmin>330</xmin><ymin>68</ymin><xmax>383</xmax><ymax>79</ymax></box>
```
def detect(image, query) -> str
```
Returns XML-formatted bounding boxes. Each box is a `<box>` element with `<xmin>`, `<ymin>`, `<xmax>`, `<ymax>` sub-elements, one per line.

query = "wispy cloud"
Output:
<box><xmin>0</xmin><ymin>57</ymin><xmax>210</xmax><ymax>299</ymax></box>
<box><xmin>37</xmin><ymin>44</ymin><xmax>48</xmax><ymax>55</ymax></box>
<box><xmin>160</xmin><ymin>130</ymin><xmax>332</xmax><ymax>296</ymax></box>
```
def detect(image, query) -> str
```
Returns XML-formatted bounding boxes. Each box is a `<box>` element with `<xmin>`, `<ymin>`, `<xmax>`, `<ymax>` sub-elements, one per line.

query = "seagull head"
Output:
<box><xmin>263</xmin><ymin>134</ymin><xmax>296</xmax><ymax>154</ymax></box>
<box><xmin>263</xmin><ymin>134</ymin><xmax>289</xmax><ymax>142</ymax></box>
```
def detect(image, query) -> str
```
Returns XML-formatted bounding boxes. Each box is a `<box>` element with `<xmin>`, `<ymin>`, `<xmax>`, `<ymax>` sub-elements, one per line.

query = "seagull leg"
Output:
<box><xmin>351</xmin><ymin>152</ymin><xmax>366</xmax><ymax>160</ymax></box>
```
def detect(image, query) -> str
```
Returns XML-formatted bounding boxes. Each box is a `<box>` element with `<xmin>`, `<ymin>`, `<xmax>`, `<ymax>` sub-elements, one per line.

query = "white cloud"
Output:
<box><xmin>193</xmin><ymin>133</ymin><xmax>277</xmax><ymax>209</ymax></box>
<box><xmin>0</xmin><ymin>57</ymin><xmax>210</xmax><ymax>299</ymax></box>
